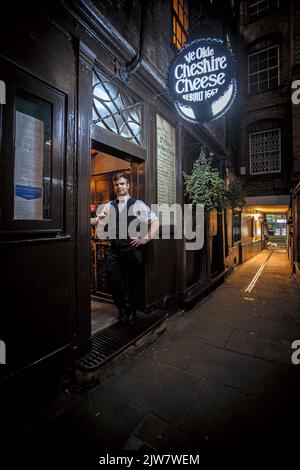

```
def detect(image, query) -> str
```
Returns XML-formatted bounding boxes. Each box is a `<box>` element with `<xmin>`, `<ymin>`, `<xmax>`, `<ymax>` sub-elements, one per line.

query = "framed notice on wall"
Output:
<box><xmin>14</xmin><ymin>111</ymin><xmax>44</xmax><ymax>220</ymax></box>
<box><xmin>156</xmin><ymin>114</ymin><xmax>176</xmax><ymax>206</ymax></box>
<box><xmin>0</xmin><ymin>57</ymin><xmax>65</xmax><ymax>233</ymax></box>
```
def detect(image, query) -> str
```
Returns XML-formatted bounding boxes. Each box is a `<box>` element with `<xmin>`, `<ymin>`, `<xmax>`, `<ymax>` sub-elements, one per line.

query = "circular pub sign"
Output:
<box><xmin>168</xmin><ymin>37</ymin><xmax>237</xmax><ymax>124</ymax></box>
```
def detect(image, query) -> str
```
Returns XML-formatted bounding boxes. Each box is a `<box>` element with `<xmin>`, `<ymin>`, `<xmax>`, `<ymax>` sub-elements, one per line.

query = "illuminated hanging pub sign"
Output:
<box><xmin>168</xmin><ymin>37</ymin><xmax>237</xmax><ymax>124</ymax></box>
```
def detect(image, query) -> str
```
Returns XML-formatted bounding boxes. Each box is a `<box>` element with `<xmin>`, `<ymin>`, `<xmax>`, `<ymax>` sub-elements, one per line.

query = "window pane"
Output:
<box><xmin>259</xmin><ymin>70</ymin><xmax>268</xmax><ymax>82</ymax></box>
<box><xmin>183</xmin><ymin>0</ymin><xmax>188</xmax><ymax>15</ymax></box>
<box><xmin>259</xmin><ymin>51</ymin><xmax>268</xmax><ymax>62</ymax></box>
<box><xmin>259</xmin><ymin>59</ymin><xmax>268</xmax><ymax>71</ymax></box>
<box><xmin>249</xmin><ymin>62</ymin><xmax>258</xmax><ymax>74</ymax></box>
<box><xmin>179</xmin><ymin>3</ymin><xmax>183</xmax><ymax>24</ymax></box>
<box><xmin>248</xmin><ymin>46</ymin><xmax>279</xmax><ymax>94</ymax></box>
<box><xmin>14</xmin><ymin>90</ymin><xmax>52</xmax><ymax>220</ymax></box>
<box><xmin>260</xmin><ymin>80</ymin><xmax>269</xmax><ymax>91</ymax></box>
<box><xmin>173</xmin><ymin>0</ymin><xmax>178</xmax><ymax>15</ymax></box>
<box><xmin>176</xmin><ymin>21</ymin><xmax>181</xmax><ymax>42</ymax></box>
<box><xmin>172</xmin><ymin>0</ymin><xmax>188</xmax><ymax>50</ymax></box>
<box><xmin>184</xmin><ymin>15</ymin><xmax>188</xmax><ymax>31</ymax></box>
<box><xmin>269</xmin><ymin>56</ymin><xmax>278</xmax><ymax>67</ymax></box>
<box><xmin>247</xmin><ymin>0</ymin><xmax>280</xmax><ymax>20</ymax></box>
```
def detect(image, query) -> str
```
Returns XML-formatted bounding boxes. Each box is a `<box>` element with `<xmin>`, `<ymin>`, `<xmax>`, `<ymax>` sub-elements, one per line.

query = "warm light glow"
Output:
<box><xmin>246</xmin><ymin>205</ymin><xmax>289</xmax><ymax>213</ymax></box>
<box><xmin>172</xmin><ymin>0</ymin><xmax>188</xmax><ymax>49</ymax></box>
<box><xmin>245</xmin><ymin>252</ymin><xmax>272</xmax><ymax>293</ymax></box>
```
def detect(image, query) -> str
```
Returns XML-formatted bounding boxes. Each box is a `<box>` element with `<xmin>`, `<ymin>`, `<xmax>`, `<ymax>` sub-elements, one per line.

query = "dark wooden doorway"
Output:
<box><xmin>89</xmin><ymin>142</ymin><xmax>146</xmax><ymax>332</ymax></box>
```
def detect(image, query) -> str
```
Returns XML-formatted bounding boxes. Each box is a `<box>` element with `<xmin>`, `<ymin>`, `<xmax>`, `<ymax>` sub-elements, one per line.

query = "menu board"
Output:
<box><xmin>156</xmin><ymin>114</ymin><xmax>176</xmax><ymax>206</ymax></box>
<box><xmin>14</xmin><ymin>111</ymin><xmax>44</xmax><ymax>220</ymax></box>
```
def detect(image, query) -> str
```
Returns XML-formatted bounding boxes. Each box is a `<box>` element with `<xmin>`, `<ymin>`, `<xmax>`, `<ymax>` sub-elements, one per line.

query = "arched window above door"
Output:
<box><xmin>92</xmin><ymin>70</ymin><xmax>142</xmax><ymax>146</ymax></box>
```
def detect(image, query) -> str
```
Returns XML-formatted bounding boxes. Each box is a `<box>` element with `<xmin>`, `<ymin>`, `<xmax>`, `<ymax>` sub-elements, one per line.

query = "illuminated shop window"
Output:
<box><xmin>249</xmin><ymin>128</ymin><xmax>281</xmax><ymax>175</ymax></box>
<box><xmin>92</xmin><ymin>70</ymin><xmax>142</xmax><ymax>146</ymax></box>
<box><xmin>247</xmin><ymin>0</ymin><xmax>280</xmax><ymax>21</ymax></box>
<box><xmin>248</xmin><ymin>45</ymin><xmax>279</xmax><ymax>94</ymax></box>
<box><xmin>172</xmin><ymin>0</ymin><xmax>188</xmax><ymax>50</ymax></box>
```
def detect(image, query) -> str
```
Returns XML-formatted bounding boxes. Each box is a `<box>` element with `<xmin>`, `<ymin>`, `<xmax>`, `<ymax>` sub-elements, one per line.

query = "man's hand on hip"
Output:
<box><xmin>130</xmin><ymin>237</ymin><xmax>149</xmax><ymax>247</ymax></box>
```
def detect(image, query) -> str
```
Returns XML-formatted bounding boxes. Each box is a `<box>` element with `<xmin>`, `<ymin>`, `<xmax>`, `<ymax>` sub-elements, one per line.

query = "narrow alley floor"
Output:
<box><xmin>22</xmin><ymin>250</ymin><xmax>300</xmax><ymax>448</ymax></box>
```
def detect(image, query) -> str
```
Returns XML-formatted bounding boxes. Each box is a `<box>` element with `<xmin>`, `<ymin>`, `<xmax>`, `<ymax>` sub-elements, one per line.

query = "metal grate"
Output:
<box><xmin>76</xmin><ymin>311</ymin><xmax>167</xmax><ymax>372</ymax></box>
<box><xmin>249</xmin><ymin>128</ymin><xmax>281</xmax><ymax>175</ymax></box>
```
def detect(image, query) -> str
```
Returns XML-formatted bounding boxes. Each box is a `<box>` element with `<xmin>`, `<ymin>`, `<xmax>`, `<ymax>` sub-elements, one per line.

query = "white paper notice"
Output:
<box><xmin>156</xmin><ymin>114</ymin><xmax>176</xmax><ymax>206</ymax></box>
<box><xmin>14</xmin><ymin>111</ymin><xmax>44</xmax><ymax>220</ymax></box>
<box><xmin>156</xmin><ymin>115</ymin><xmax>177</xmax><ymax>225</ymax></box>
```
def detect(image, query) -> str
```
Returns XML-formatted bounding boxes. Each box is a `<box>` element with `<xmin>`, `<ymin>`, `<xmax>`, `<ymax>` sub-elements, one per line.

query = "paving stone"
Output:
<box><xmin>133</xmin><ymin>413</ymin><xmax>192</xmax><ymax>450</ymax></box>
<box><xmin>181</xmin><ymin>380</ymin><xmax>276</xmax><ymax>448</ymax></box>
<box><xmin>185</xmin><ymin>343</ymin><xmax>243</xmax><ymax>388</ymax></box>
<box><xmin>121</xmin><ymin>434</ymin><xmax>151</xmax><ymax>451</ymax></box>
<box><xmin>226</xmin><ymin>329</ymin><xmax>293</xmax><ymax>365</ymax></box>
<box><xmin>35</xmin><ymin>388</ymin><xmax>146</xmax><ymax>449</ymax></box>
<box><xmin>237</xmin><ymin>355</ymin><xmax>300</xmax><ymax>405</ymax></box>
<box><xmin>143</xmin><ymin>333</ymin><xmax>205</xmax><ymax>371</ymax></box>
<box><xmin>103</xmin><ymin>357</ymin><xmax>205</xmax><ymax>427</ymax></box>
<box><xmin>251</xmin><ymin>316</ymin><xmax>300</xmax><ymax>341</ymax></box>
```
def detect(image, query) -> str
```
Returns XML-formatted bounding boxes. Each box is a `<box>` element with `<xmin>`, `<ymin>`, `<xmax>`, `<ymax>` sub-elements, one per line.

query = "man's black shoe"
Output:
<box><xmin>118</xmin><ymin>307</ymin><xmax>128</xmax><ymax>323</ymax></box>
<box><xmin>128</xmin><ymin>310</ymin><xmax>137</xmax><ymax>326</ymax></box>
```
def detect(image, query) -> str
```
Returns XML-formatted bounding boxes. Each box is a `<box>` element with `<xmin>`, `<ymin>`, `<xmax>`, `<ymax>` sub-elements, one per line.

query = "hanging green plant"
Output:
<box><xmin>183</xmin><ymin>150</ymin><xmax>226</xmax><ymax>212</ymax></box>
<box><xmin>226</xmin><ymin>176</ymin><xmax>245</xmax><ymax>209</ymax></box>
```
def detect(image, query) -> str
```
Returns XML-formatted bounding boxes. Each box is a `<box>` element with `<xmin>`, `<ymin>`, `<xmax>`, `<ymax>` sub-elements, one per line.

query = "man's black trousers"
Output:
<box><xmin>106</xmin><ymin>245</ymin><xmax>143</xmax><ymax>312</ymax></box>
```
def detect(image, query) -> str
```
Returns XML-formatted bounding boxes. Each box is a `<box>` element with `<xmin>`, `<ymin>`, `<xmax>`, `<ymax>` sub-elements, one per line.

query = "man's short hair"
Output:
<box><xmin>112</xmin><ymin>172</ymin><xmax>129</xmax><ymax>183</ymax></box>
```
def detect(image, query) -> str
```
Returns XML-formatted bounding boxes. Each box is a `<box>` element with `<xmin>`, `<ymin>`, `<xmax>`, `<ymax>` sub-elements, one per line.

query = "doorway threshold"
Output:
<box><xmin>75</xmin><ymin>310</ymin><xmax>168</xmax><ymax>385</ymax></box>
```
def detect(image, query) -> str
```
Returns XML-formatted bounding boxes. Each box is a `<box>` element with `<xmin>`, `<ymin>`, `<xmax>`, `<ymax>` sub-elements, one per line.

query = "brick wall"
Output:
<box><xmin>237</xmin><ymin>0</ymin><xmax>295</xmax><ymax>196</ymax></box>
<box><xmin>292</xmin><ymin>1</ymin><xmax>300</xmax><ymax>176</ymax></box>
<box><xmin>92</xmin><ymin>0</ymin><xmax>174</xmax><ymax>81</ymax></box>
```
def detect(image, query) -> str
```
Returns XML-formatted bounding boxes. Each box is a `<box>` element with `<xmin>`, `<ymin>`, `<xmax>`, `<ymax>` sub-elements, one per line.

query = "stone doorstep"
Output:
<box><xmin>75</xmin><ymin>320</ymin><xmax>167</xmax><ymax>387</ymax></box>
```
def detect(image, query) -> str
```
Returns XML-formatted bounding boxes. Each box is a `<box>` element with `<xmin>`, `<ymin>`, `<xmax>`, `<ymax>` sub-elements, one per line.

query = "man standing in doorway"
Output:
<box><xmin>93</xmin><ymin>172</ymin><xmax>159</xmax><ymax>325</ymax></box>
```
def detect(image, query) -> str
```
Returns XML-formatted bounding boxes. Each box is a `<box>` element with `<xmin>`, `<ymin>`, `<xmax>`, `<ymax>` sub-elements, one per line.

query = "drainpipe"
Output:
<box><xmin>119</xmin><ymin>0</ymin><xmax>148</xmax><ymax>84</ymax></box>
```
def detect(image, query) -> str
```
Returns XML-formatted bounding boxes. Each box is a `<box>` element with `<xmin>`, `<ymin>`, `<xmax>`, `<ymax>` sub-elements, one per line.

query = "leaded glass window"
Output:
<box><xmin>249</xmin><ymin>128</ymin><xmax>281</xmax><ymax>175</ymax></box>
<box><xmin>92</xmin><ymin>70</ymin><xmax>142</xmax><ymax>146</ymax></box>
<box><xmin>172</xmin><ymin>0</ymin><xmax>188</xmax><ymax>50</ymax></box>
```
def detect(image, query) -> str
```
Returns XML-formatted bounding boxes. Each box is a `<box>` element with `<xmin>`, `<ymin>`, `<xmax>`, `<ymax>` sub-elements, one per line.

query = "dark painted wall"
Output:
<box><xmin>0</xmin><ymin>2</ymin><xmax>78</xmax><ymax>400</ymax></box>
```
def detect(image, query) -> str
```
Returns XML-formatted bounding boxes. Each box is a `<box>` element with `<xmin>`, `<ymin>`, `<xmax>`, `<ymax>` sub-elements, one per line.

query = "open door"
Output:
<box><xmin>89</xmin><ymin>146</ymin><xmax>145</xmax><ymax>333</ymax></box>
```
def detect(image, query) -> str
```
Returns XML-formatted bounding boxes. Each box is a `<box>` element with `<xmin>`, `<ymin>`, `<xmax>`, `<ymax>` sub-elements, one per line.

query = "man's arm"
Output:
<box><xmin>90</xmin><ymin>216</ymin><xmax>99</xmax><ymax>226</ymax></box>
<box><xmin>96</xmin><ymin>203</ymin><xmax>110</xmax><ymax>223</ymax></box>
<box><xmin>91</xmin><ymin>203</ymin><xmax>110</xmax><ymax>239</ymax></box>
<box><xmin>130</xmin><ymin>218</ymin><xmax>159</xmax><ymax>247</ymax></box>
